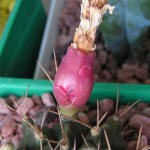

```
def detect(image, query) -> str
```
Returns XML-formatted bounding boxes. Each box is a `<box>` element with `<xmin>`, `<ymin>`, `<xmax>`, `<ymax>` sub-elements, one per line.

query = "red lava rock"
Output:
<box><xmin>41</xmin><ymin>93</ymin><xmax>56</xmax><ymax>107</ymax></box>
<box><xmin>118</xmin><ymin>107</ymin><xmax>138</xmax><ymax>125</ymax></box>
<box><xmin>100</xmin><ymin>70</ymin><xmax>112</xmax><ymax>81</ymax></box>
<box><xmin>12</xmin><ymin>115</ymin><xmax>22</xmax><ymax>123</ymax></box>
<box><xmin>2</xmin><ymin>120</ymin><xmax>16</xmax><ymax>137</ymax></box>
<box><xmin>99</xmin><ymin>99</ymin><xmax>114</xmax><ymax>113</ymax></box>
<box><xmin>117</xmin><ymin>69</ymin><xmax>134</xmax><ymax>82</ymax></box>
<box><xmin>135</xmin><ymin>68</ymin><xmax>148</xmax><ymax>80</ymax></box>
<box><xmin>16</xmin><ymin>126</ymin><xmax>23</xmax><ymax>138</ymax></box>
<box><xmin>129</xmin><ymin>114</ymin><xmax>150</xmax><ymax>138</ymax></box>
<box><xmin>32</xmin><ymin>95</ymin><xmax>43</xmax><ymax>105</ymax></box>
<box><xmin>29</xmin><ymin>105</ymin><xmax>44</xmax><ymax>117</ymax></box>
<box><xmin>12</xmin><ymin>134</ymin><xmax>22</xmax><ymax>148</ymax></box>
<box><xmin>98</xmin><ymin>50</ymin><xmax>107</xmax><ymax>65</ymax></box>
<box><xmin>87</xmin><ymin>109</ymin><xmax>97</xmax><ymax>121</ymax></box>
<box><xmin>127</xmin><ymin>140</ymin><xmax>136</xmax><ymax>150</ymax></box>
<box><xmin>137</xmin><ymin>102</ymin><xmax>149</xmax><ymax>111</ymax></box>
<box><xmin>17</xmin><ymin>97</ymin><xmax>34</xmax><ymax>115</ymax></box>
<box><xmin>48</xmin><ymin>119</ymin><xmax>59</xmax><ymax>128</ymax></box>
<box><xmin>80</xmin><ymin>105</ymin><xmax>89</xmax><ymax>112</ymax></box>
<box><xmin>57</xmin><ymin>35</ymin><xmax>72</xmax><ymax>46</ymax></box>
<box><xmin>127</xmin><ymin>79</ymin><xmax>139</xmax><ymax>84</ymax></box>
<box><xmin>3</xmin><ymin>134</ymin><xmax>14</xmax><ymax>144</ymax></box>
<box><xmin>94</xmin><ymin>59</ymin><xmax>101</xmax><ymax>72</ymax></box>
<box><xmin>0</xmin><ymin>98</ymin><xmax>11</xmax><ymax>115</ymax></box>
<box><xmin>78</xmin><ymin>112</ymin><xmax>90</xmax><ymax>124</ymax></box>
<box><xmin>143</xmin><ymin>107</ymin><xmax>150</xmax><ymax>117</ymax></box>
<box><xmin>0</xmin><ymin>115</ymin><xmax>10</xmax><ymax>128</ymax></box>
<box><xmin>144</xmin><ymin>79</ymin><xmax>150</xmax><ymax>84</ymax></box>
<box><xmin>139</xmin><ymin>135</ymin><xmax>148</xmax><ymax>150</ymax></box>
<box><xmin>8</xmin><ymin>95</ymin><xmax>18</xmax><ymax>108</ymax></box>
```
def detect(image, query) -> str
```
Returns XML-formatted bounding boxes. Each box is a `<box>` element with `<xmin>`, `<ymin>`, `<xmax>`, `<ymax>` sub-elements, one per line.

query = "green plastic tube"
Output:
<box><xmin>0</xmin><ymin>77</ymin><xmax>150</xmax><ymax>104</ymax></box>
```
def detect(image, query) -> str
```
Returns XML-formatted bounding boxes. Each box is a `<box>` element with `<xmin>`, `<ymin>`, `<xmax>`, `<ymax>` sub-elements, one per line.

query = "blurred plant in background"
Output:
<box><xmin>0</xmin><ymin>0</ymin><xmax>15</xmax><ymax>37</ymax></box>
<box><xmin>101</xmin><ymin>0</ymin><xmax>150</xmax><ymax>58</ymax></box>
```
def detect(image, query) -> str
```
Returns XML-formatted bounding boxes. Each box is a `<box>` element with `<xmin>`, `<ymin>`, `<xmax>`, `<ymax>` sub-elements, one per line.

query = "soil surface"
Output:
<box><xmin>0</xmin><ymin>94</ymin><xmax>150</xmax><ymax>150</ymax></box>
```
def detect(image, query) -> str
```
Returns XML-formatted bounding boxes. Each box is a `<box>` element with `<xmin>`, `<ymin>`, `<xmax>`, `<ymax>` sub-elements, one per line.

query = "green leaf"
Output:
<box><xmin>101</xmin><ymin>0</ymin><xmax>150</xmax><ymax>57</ymax></box>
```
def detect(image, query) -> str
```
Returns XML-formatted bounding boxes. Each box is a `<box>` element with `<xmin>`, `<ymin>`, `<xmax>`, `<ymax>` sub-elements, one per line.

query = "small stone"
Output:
<box><xmin>16</xmin><ymin>97</ymin><xmax>34</xmax><ymax>115</ymax></box>
<box><xmin>99</xmin><ymin>99</ymin><xmax>114</xmax><ymax>113</ymax></box>
<box><xmin>41</xmin><ymin>93</ymin><xmax>56</xmax><ymax>107</ymax></box>
<box><xmin>12</xmin><ymin>115</ymin><xmax>21</xmax><ymax>123</ymax></box>
<box><xmin>139</xmin><ymin>135</ymin><xmax>148</xmax><ymax>150</ymax></box>
<box><xmin>32</xmin><ymin>95</ymin><xmax>43</xmax><ymax>105</ymax></box>
<box><xmin>8</xmin><ymin>95</ymin><xmax>18</xmax><ymax>108</ymax></box>
<box><xmin>48</xmin><ymin>119</ymin><xmax>59</xmax><ymax>128</ymax></box>
<box><xmin>135</xmin><ymin>68</ymin><xmax>148</xmax><ymax>80</ymax></box>
<box><xmin>143</xmin><ymin>107</ymin><xmax>150</xmax><ymax>117</ymax></box>
<box><xmin>0</xmin><ymin>98</ymin><xmax>11</xmax><ymax>115</ymax></box>
<box><xmin>2</xmin><ymin>120</ymin><xmax>16</xmax><ymax>138</ymax></box>
<box><xmin>12</xmin><ymin>134</ymin><xmax>21</xmax><ymax>148</ymax></box>
<box><xmin>0</xmin><ymin>115</ymin><xmax>10</xmax><ymax>128</ymax></box>
<box><xmin>129</xmin><ymin>114</ymin><xmax>150</xmax><ymax>138</ymax></box>
<box><xmin>144</xmin><ymin>79</ymin><xmax>150</xmax><ymax>84</ymax></box>
<box><xmin>127</xmin><ymin>79</ymin><xmax>139</xmax><ymax>84</ymax></box>
<box><xmin>87</xmin><ymin>109</ymin><xmax>97</xmax><ymax>122</ymax></box>
<box><xmin>29</xmin><ymin>105</ymin><xmax>44</xmax><ymax>117</ymax></box>
<box><xmin>127</xmin><ymin>140</ymin><xmax>136</xmax><ymax>150</ymax></box>
<box><xmin>16</xmin><ymin>126</ymin><xmax>23</xmax><ymax>138</ymax></box>
<box><xmin>98</xmin><ymin>50</ymin><xmax>107</xmax><ymax>65</ymax></box>
<box><xmin>137</xmin><ymin>102</ymin><xmax>148</xmax><ymax>111</ymax></box>
<box><xmin>78</xmin><ymin>112</ymin><xmax>90</xmax><ymax>124</ymax></box>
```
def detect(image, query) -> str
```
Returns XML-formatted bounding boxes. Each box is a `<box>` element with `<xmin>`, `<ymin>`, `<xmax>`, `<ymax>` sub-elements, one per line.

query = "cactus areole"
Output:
<box><xmin>53</xmin><ymin>0</ymin><xmax>114</xmax><ymax>116</ymax></box>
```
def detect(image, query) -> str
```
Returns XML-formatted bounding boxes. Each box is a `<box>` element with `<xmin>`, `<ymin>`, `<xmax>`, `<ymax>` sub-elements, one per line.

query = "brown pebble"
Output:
<box><xmin>0</xmin><ymin>98</ymin><xmax>11</xmax><ymax>115</ymax></box>
<box><xmin>144</xmin><ymin>79</ymin><xmax>150</xmax><ymax>84</ymax></box>
<box><xmin>119</xmin><ymin>107</ymin><xmax>138</xmax><ymax>125</ymax></box>
<box><xmin>139</xmin><ymin>135</ymin><xmax>148</xmax><ymax>150</ymax></box>
<box><xmin>78</xmin><ymin>112</ymin><xmax>90</xmax><ymax>124</ymax></box>
<box><xmin>12</xmin><ymin>115</ymin><xmax>22</xmax><ymax>123</ymax></box>
<box><xmin>29</xmin><ymin>105</ymin><xmax>44</xmax><ymax>117</ymax></box>
<box><xmin>137</xmin><ymin>102</ymin><xmax>148</xmax><ymax>111</ymax></box>
<box><xmin>0</xmin><ymin>115</ymin><xmax>10</xmax><ymax>128</ymax></box>
<box><xmin>32</xmin><ymin>95</ymin><xmax>43</xmax><ymax>105</ymax></box>
<box><xmin>8</xmin><ymin>95</ymin><xmax>18</xmax><ymax>108</ymax></box>
<box><xmin>135</xmin><ymin>68</ymin><xmax>148</xmax><ymax>80</ymax></box>
<box><xmin>80</xmin><ymin>105</ymin><xmax>89</xmax><ymax>112</ymax></box>
<box><xmin>48</xmin><ymin>119</ymin><xmax>59</xmax><ymax>128</ymax></box>
<box><xmin>16</xmin><ymin>126</ymin><xmax>23</xmax><ymax>138</ymax></box>
<box><xmin>129</xmin><ymin>114</ymin><xmax>150</xmax><ymax>138</ymax></box>
<box><xmin>3</xmin><ymin>134</ymin><xmax>14</xmax><ymax>144</ymax></box>
<box><xmin>41</xmin><ymin>93</ymin><xmax>56</xmax><ymax>107</ymax></box>
<box><xmin>2</xmin><ymin>120</ymin><xmax>16</xmax><ymax>137</ymax></box>
<box><xmin>99</xmin><ymin>99</ymin><xmax>114</xmax><ymax>113</ymax></box>
<box><xmin>87</xmin><ymin>109</ymin><xmax>97</xmax><ymax>122</ymax></box>
<box><xmin>143</xmin><ymin>107</ymin><xmax>150</xmax><ymax>117</ymax></box>
<box><xmin>12</xmin><ymin>134</ymin><xmax>22</xmax><ymax>148</ymax></box>
<box><xmin>127</xmin><ymin>140</ymin><xmax>136</xmax><ymax>150</ymax></box>
<box><xmin>98</xmin><ymin>50</ymin><xmax>107</xmax><ymax>65</ymax></box>
<box><xmin>17</xmin><ymin>97</ymin><xmax>34</xmax><ymax>115</ymax></box>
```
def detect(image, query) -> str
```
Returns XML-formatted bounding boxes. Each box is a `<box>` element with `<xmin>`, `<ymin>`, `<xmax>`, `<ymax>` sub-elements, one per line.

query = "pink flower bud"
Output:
<box><xmin>53</xmin><ymin>46</ymin><xmax>95</xmax><ymax>108</ymax></box>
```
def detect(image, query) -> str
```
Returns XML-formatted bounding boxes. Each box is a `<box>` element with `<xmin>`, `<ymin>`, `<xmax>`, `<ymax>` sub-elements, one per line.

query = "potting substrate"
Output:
<box><xmin>0</xmin><ymin>92</ymin><xmax>150</xmax><ymax>150</ymax></box>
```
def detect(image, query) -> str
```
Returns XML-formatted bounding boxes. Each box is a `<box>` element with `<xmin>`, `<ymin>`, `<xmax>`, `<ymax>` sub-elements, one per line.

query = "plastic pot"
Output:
<box><xmin>0</xmin><ymin>0</ymin><xmax>46</xmax><ymax>78</ymax></box>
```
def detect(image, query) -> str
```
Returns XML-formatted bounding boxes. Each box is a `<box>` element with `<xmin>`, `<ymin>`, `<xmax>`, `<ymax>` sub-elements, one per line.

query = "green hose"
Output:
<box><xmin>0</xmin><ymin>77</ymin><xmax>149</xmax><ymax>104</ymax></box>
